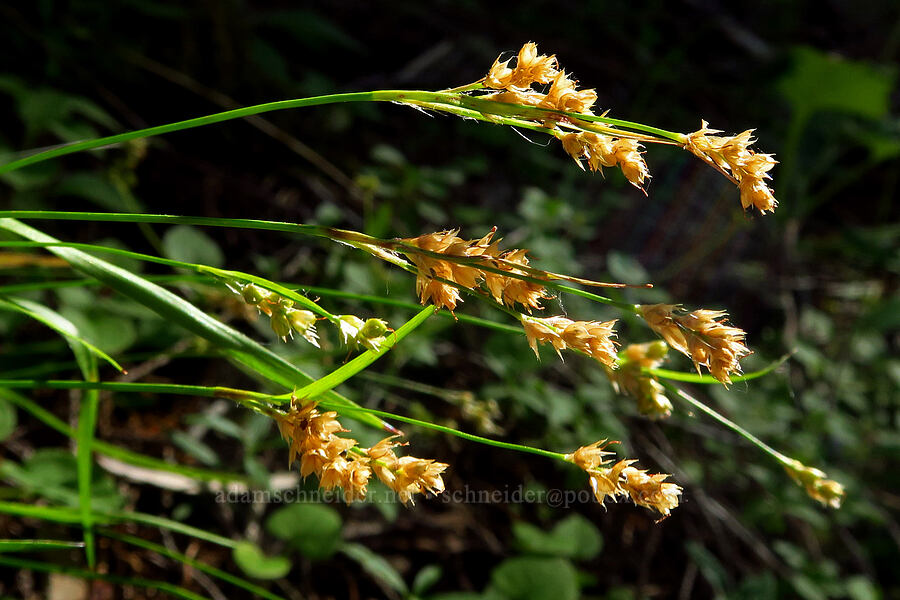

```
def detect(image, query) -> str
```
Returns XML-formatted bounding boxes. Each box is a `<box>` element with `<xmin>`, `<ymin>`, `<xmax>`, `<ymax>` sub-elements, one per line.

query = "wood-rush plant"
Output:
<box><xmin>0</xmin><ymin>41</ymin><xmax>842</xmax><ymax>590</ymax></box>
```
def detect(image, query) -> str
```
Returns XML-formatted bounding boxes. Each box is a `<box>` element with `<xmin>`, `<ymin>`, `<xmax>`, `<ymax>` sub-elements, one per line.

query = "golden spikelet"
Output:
<box><xmin>639</xmin><ymin>304</ymin><xmax>750</xmax><ymax>384</ymax></box>
<box><xmin>400</xmin><ymin>229</ymin><xmax>552</xmax><ymax>312</ymax></box>
<box><xmin>539</xmin><ymin>71</ymin><xmax>598</xmax><ymax>114</ymax></box>
<box><xmin>606</xmin><ymin>341</ymin><xmax>673</xmax><ymax>419</ymax></box>
<box><xmin>485</xmin><ymin>42</ymin><xmax>559</xmax><ymax>89</ymax></box>
<box><xmin>276</xmin><ymin>402</ymin><xmax>448</xmax><ymax>505</ymax></box>
<box><xmin>559</xmin><ymin>132</ymin><xmax>651</xmax><ymax>191</ymax></box>
<box><xmin>522</xmin><ymin>315</ymin><xmax>619</xmax><ymax>368</ymax></box>
<box><xmin>483</xmin><ymin>43</ymin><xmax>596</xmax><ymax>117</ymax></box>
<box><xmin>365</xmin><ymin>436</ymin><xmax>449</xmax><ymax>506</ymax></box>
<box><xmin>684</xmin><ymin>120</ymin><xmax>778</xmax><ymax>213</ymax></box>
<box><xmin>566</xmin><ymin>440</ymin><xmax>682</xmax><ymax>518</ymax></box>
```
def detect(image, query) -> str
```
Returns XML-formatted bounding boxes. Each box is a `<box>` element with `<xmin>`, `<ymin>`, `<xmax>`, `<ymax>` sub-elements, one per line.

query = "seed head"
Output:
<box><xmin>567</xmin><ymin>441</ymin><xmax>681</xmax><ymax>518</ymax></box>
<box><xmin>485</xmin><ymin>42</ymin><xmax>558</xmax><ymax>89</ymax></box>
<box><xmin>639</xmin><ymin>304</ymin><xmax>750</xmax><ymax>384</ymax></box>
<box><xmin>559</xmin><ymin>132</ymin><xmax>650</xmax><ymax>191</ymax></box>
<box><xmin>522</xmin><ymin>315</ymin><xmax>618</xmax><ymax>367</ymax></box>
<box><xmin>401</xmin><ymin>229</ymin><xmax>551</xmax><ymax>313</ymax></box>
<box><xmin>784</xmin><ymin>459</ymin><xmax>845</xmax><ymax>508</ymax></box>
<box><xmin>366</xmin><ymin>436</ymin><xmax>449</xmax><ymax>506</ymax></box>
<box><xmin>606</xmin><ymin>341</ymin><xmax>673</xmax><ymax>419</ymax></box>
<box><xmin>685</xmin><ymin>120</ymin><xmax>779</xmax><ymax>214</ymax></box>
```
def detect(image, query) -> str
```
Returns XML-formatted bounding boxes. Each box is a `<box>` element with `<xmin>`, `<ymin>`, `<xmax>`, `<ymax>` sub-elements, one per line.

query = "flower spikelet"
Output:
<box><xmin>606</xmin><ymin>341</ymin><xmax>673</xmax><ymax>418</ymax></box>
<box><xmin>566</xmin><ymin>441</ymin><xmax>681</xmax><ymax>518</ymax></box>
<box><xmin>366</xmin><ymin>436</ymin><xmax>449</xmax><ymax>506</ymax></box>
<box><xmin>684</xmin><ymin>120</ymin><xmax>778</xmax><ymax>213</ymax></box>
<box><xmin>559</xmin><ymin>132</ymin><xmax>650</xmax><ymax>191</ymax></box>
<box><xmin>274</xmin><ymin>401</ymin><xmax>371</xmax><ymax>503</ymax></box>
<box><xmin>276</xmin><ymin>405</ymin><xmax>449</xmax><ymax>505</ymax></box>
<box><xmin>401</xmin><ymin>229</ymin><xmax>551</xmax><ymax>312</ymax></box>
<box><xmin>522</xmin><ymin>315</ymin><xmax>618</xmax><ymax>367</ymax></box>
<box><xmin>483</xmin><ymin>249</ymin><xmax>552</xmax><ymax>311</ymax></box>
<box><xmin>639</xmin><ymin>304</ymin><xmax>750</xmax><ymax>384</ymax></box>
<box><xmin>539</xmin><ymin>71</ymin><xmax>597</xmax><ymax>114</ymax></box>
<box><xmin>619</xmin><ymin>465</ymin><xmax>682</xmax><ymax>517</ymax></box>
<box><xmin>784</xmin><ymin>459</ymin><xmax>845</xmax><ymax>509</ymax></box>
<box><xmin>485</xmin><ymin>42</ymin><xmax>559</xmax><ymax>89</ymax></box>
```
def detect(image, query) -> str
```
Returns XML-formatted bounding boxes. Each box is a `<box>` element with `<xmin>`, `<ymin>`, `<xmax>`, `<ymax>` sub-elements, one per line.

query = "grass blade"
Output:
<box><xmin>0</xmin><ymin>539</ymin><xmax>84</xmax><ymax>552</ymax></box>
<box><xmin>0</xmin><ymin>218</ymin><xmax>387</xmax><ymax>430</ymax></box>
<box><xmin>0</xmin><ymin>296</ymin><xmax>125</xmax><ymax>373</ymax></box>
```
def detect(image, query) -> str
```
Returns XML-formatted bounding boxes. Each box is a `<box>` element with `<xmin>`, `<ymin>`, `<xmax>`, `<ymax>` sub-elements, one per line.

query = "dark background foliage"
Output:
<box><xmin>0</xmin><ymin>1</ymin><xmax>898</xmax><ymax>598</ymax></box>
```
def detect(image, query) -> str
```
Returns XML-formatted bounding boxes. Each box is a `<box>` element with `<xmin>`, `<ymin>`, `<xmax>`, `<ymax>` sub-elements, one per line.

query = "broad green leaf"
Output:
<box><xmin>233</xmin><ymin>542</ymin><xmax>292</xmax><ymax>580</ymax></box>
<box><xmin>265</xmin><ymin>503</ymin><xmax>342</xmax><ymax>560</ymax></box>
<box><xmin>340</xmin><ymin>542</ymin><xmax>408</xmax><ymax>595</ymax></box>
<box><xmin>0</xmin><ymin>396</ymin><xmax>17</xmax><ymax>441</ymax></box>
<box><xmin>163</xmin><ymin>225</ymin><xmax>225</xmax><ymax>269</ymax></box>
<box><xmin>488</xmin><ymin>556</ymin><xmax>579</xmax><ymax>600</ymax></box>
<box><xmin>779</xmin><ymin>46</ymin><xmax>897</xmax><ymax>120</ymax></box>
<box><xmin>512</xmin><ymin>514</ymin><xmax>603</xmax><ymax>560</ymax></box>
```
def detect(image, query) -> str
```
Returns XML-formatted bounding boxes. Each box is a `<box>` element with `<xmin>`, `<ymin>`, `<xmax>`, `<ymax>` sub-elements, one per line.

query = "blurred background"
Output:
<box><xmin>0</xmin><ymin>1</ymin><xmax>898</xmax><ymax>598</ymax></box>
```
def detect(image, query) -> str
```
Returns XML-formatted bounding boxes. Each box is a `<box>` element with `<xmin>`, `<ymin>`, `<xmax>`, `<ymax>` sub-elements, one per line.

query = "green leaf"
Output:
<box><xmin>0</xmin><ymin>539</ymin><xmax>84</xmax><ymax>553</ymax></box>
<box><xmin>163</xmin><ymin>225</ymin><xmax>225</xmax><ymax>268</ymax></box>
<box><xmin>0</xmin><ymin>296</ymin><xmax>124</xmax><ymax>373</ymax></box>
<box><xmin>412</xmin><ymin>564</ymin><xmax>442</xmax><ymax>595</ymax></box>
<box><xmin>170</xmin><ymin>431</ymin><xmax>221</xmax><ymax>467</ymax></box>
<box><xmin>0</xmin><ymin>218</ymin><xmax>387</xmax><ymax>430</ymax></box>
<box><xmin>265</xmin><ymin>503</ymin><xmax>342</xmax><ymax>560</ymax></box>
<box><xmin>340</xmin><ymin>542</ymin><xmax>408</xmax><ymax>595</ymax></box>
<box><xmin>0</xmin><ymin>396</ymin><xmax>17</xmax><ymax>441</ymax></box>
<box><xmin>845</xmin><ymin>576</ymin><xmax>880</xmax><ymax>600</ymax></box>
<box><xmin>512</xmin><ymin>514</ymin><xmax>603</xmax><ymax>560</ymax></box>
<box><xmin>232</xmin><ymin>542</ymin><xmax>292</xmax><ymax>580</ymax></box>
<box><xmin>779</xmin><ymin>46</ymin><xmax>897</xmax><ymax>120</ymax></box>
<box><xmin>488</xmin><ymin>556</ymin><xmax>579</xmax><ymax>600</ymax></box>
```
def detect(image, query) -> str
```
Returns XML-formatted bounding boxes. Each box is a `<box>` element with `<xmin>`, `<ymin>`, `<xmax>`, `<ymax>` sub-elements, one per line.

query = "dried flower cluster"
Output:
<box><xmin>234</xmin><ymin>283</ymin><xmax>319</xmax><ymax>346</ymax></box>
<box><xmin>485</xmin><ymin>43</ymin><xmax>597</xmax><ymax>115</ymax></box>
<box><xmin>684</xmin><ymin>121</ymin><xmax>778</xmax><ymax>213</ymax></box>
<box><xmin>567</xmin><ymin>441</ymin><xmax>682</xmax><ymax>518</ymax></box>
<box><xmin>400</xmin><ymin>228</ymin><xmax>551</xmax><ymax>312</ymax></box>
<box><xmin>606</xmin><ymin>341</ymin><xmax>673</xmax><ymax>419</ymax></box>
<box><xmin>521</xmin><ymin>315</ymin><xmax>618</xmax><ymax>368</ymax></box>
<box><xmin>276</xmin><ymin>400</ymin><xmax>448</xmax><ymax>505</ymax></box>
<box><xmin>639</xmin><ymin>304</ymin><xmax>750</xmax><ymax>384</ymax></box>
<box><xmin>560</xmin><ymin>132</ymin><xmax>650</xmax><ymax>190</ymax></box>
<box><xmin>784</xmin><ymin>459</ymin><xmax>845</xmax><ymax>508</ymax></box>
<box><xmin>482</xmin><ymin>43</ymin><xmax>650</xmax><ymax>191</ymax></box>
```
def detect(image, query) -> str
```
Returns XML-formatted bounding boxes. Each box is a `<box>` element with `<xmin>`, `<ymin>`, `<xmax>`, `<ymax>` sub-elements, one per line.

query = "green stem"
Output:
<box><xmin>317</xmin><ymin>401</ymin><xmax>567</xmax><ymax>461</ymax></box>
<box><xmin>0</xmin><ymin>379</ymin><xmax>565</xmax><ymax>462</ymax></box>
<box><xmin>659</xmin><ymin>381</ymin><xmax>791</xmax><ymax>466</ymax></box>
<box><xmin>288</xmin><ymin>306</ymin><xmax>436</xmax><ymax>401</ymax></box>
<box><xmin>0</xmin><ymin>89</ymin><xmax>684</xmax><ymax>174</ymax></box>
<box><xmin>645</xmin><ymin>354</ymin><xmax>791</xmax><ymax>384</ymax></box>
